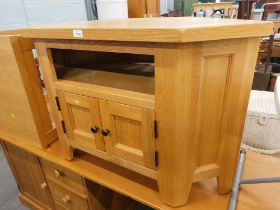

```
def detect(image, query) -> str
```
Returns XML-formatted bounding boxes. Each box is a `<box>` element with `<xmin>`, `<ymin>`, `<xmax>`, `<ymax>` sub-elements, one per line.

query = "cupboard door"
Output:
<box><xmin>1</xmin><ymin>141</ymin><xmax>54</xmax><ymax>209</ymax></box>
<box><xmin>57</xmin><ymin>91</ymin><xmax>105</xmax><ymax>151</ymax></box>
<box><xmin>99</xmin><ymin>100</ymin><xmax>156</xmax><ymax>170</ymax></box>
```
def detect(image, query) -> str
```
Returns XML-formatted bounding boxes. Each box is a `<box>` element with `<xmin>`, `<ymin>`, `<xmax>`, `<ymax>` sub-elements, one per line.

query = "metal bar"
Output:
<box><xmin>240</xmin><ymin>177</ymin><xmax>280</xmax><ymax>184</ymax></box>
<box><xmin>228</xmin><ymin>150</ymin><xmax>247</xmax><ymax>210</ymax></box>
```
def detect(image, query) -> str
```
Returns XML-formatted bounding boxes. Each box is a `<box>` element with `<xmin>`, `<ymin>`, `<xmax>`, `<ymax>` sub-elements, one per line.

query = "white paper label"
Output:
<box><xmin>73</xmin><ymin>29</ymin><xmax>83</xmax><ymax>38</ymax></box>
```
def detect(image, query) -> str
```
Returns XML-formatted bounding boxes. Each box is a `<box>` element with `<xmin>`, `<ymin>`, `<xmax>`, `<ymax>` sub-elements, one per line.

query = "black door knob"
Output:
<box><xmin>101</xmin><ymin>129</ymin><xmax>110</xmax><ymax>136</ymax></box>
<box><xmin>90</xmin><ymin>126</ymin><xmax>99</xmax><ymax>133</ymax></box>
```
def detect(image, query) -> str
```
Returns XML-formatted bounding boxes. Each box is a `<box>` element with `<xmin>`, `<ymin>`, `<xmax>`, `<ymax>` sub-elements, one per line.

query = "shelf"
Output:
<box><xmin>57</xmin><ymin>65</ymin><xmax>154</xmax><ymax>95</ymax></box>
<box><xmin>51</xmin><ymin>49</ymin><xmax>155</xmax><ymax>110</ymax></box>
<box><xmin>55</xmin><ymin>64</ymin><xmax>155</xmax><ymax>110</ymax></box>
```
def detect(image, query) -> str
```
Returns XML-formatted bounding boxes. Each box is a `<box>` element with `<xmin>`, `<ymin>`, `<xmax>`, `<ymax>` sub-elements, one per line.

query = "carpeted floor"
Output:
<box><xmin>0</xmin><ymin>146</ymin><xmax>28</xmax><ymax>210</ymax></box>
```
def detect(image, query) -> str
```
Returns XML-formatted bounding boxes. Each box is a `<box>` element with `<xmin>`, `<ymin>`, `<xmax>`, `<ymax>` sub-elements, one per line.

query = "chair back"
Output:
<box><xmin>275</xmin><ymin>76</ymin><xmax>280</xmax><ymax>119</ymax></box>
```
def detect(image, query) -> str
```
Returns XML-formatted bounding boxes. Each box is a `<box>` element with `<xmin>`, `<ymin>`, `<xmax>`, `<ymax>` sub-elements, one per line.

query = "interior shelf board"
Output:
<box><xmin>57</xmin><ymin>66</ymin><xmax>155</xmax><ymax>95</ymax></box>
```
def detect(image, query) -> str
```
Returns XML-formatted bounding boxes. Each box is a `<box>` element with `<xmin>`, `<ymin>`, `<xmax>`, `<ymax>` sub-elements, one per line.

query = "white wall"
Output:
<box><xmin>0</xmin><ymin>0</ymin><xmax>87</xmax><ymax>30</ymax></box>
<box><xmin>160</xmin><ymin>0</ymin><xmax>167</xmax><ymax>14</ymax></box>
<box><xmin>160</xmin><ymin>0</ymin><xmax>175</xmax><ymax>14</ymax></box>
<box><xmin>167</xmin><ymin>0</ymin><xmax>174</xmax><ymax>11</ymax></box>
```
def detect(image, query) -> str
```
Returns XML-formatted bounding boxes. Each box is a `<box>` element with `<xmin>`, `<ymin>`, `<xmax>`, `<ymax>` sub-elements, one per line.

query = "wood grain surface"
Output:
<box><xmin>1</xmin><ymin>17</ymin><xmax>273</xmax><ymax>42</ymax></box>
<box><xmin>1</xmin><ymin>138</ymin><xmax>280</xmax><ymax>210</ymax></box>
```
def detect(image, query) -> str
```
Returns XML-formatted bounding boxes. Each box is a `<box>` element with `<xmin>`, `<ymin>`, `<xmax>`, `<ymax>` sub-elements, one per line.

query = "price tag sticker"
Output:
<box><xmin>73</xmin><ymin>29</ymin><xmax>83</xmax><ymax>38</ymax></box>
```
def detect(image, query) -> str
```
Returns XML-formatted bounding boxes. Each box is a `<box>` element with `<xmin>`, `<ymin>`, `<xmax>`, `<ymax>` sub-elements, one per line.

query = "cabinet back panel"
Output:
<box><xmin>51</xmin><ymin>49</ymin><xmax>154</xmax><ymax>78</ymax></box>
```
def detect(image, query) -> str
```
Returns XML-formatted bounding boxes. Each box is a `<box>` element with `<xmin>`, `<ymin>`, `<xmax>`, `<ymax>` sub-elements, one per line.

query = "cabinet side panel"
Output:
<box><xmin>0</xmin><ymin>36</ymin><xmax>41</xmax><ymax>147</ymax></box>
<box><xmin>155</xmin><ymin>38</ymin><xmax>260</xmax><ymax>207</ymax></box>
<box><xmin>195</xmin><ymin>40</ymin><xmax>239</xmax><ymax>166</ymax></box>
<box><xmin>196</xmin><ymin>55</ymin><xmax>230</xmax><ymax>165</ymax></box>
<box><xmin>216</xmin><ymin>37</ymin><xmax>260</xmax><ymax>193</ymax></box>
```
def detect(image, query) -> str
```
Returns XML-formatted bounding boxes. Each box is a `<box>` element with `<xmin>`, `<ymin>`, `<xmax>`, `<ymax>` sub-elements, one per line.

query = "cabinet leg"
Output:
<box><xmin>216</xmin><ymin>148</ymin><xmax>241</xmax><ymax>194</ymax></box>
<box><xmin>157</xmin><ymin>172</ymin><xmax>194</xmax><ymax>207</ymax></box>
<box><xmin>217</xmin><ymin>172</ymin><xmax>235</xmax><ymax>194</ymax></box>
<box><xmin>155</xmin><ymin>43</ymin><xmax>199</xmax><ymax>207</ymax></box>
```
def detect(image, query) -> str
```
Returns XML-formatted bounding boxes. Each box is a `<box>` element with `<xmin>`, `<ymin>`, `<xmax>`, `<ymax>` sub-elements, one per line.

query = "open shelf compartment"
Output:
<box><xmin>51</xmin><ymin>49</ymin><xmax>155</xmax><ymax>94</ymax></box>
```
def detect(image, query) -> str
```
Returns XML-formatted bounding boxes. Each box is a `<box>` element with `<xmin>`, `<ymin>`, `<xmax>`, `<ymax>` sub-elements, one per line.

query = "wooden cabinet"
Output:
<box><xmin>0</xmin><ymin>17</ymin><xmax>273</xmax><ymax>208</ymax></box>
<box><xmin>30</xmin><ymin>18</ymin><xmax>272</xmax><ymax>207</ymax></box>
<box><xmin>128</xmin><ymin>0</ymin><xmax>160</xmax><ymax>17</ymax></box>
<box><xmin>58</xmin><ymin>91</ymin><xmax>156</xmax><ymax>171</ymax></box>
<box><xmin>1</xmin><ymin>140</ymin><xmax>148</xmax><ymax>210</ymax></box>
<box><xmin>0</xmin><ymin>141</ymin><xmax>54</xmax><ymax>210</ymax></box>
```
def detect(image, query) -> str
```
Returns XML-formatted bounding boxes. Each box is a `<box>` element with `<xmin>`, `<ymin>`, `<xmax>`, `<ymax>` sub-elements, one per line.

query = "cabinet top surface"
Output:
<box><xmin>2</xmin><ymin>17</ymin><xmax>273</xmax><ymax>43</ymax></box>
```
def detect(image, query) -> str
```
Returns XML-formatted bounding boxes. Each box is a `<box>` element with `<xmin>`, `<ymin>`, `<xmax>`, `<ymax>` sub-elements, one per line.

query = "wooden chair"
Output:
<box><xmin>236</xmin><ymin>0</ymin><xmax>254</xmax><ymax>19</ymax></box>
<box><xmin>261</xmin><ymin>2</ymin><xmax>280</xmax><ymax>20</ymax></box>
<box><xmin>253</xmin><ymin>35</ymin><xmax>274</xmax><ymax>90</ymax></box>
<box><xmin>229</xmin><ymin>76</ymin><xmax>280</xmax><ymax>210</ymax></box>
<box><xmin>193</xmin><ymin>2</ymin><xmax>236</xmax><ymax>18</ymax></box>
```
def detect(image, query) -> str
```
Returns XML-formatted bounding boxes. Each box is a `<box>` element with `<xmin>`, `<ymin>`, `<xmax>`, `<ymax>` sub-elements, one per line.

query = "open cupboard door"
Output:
<box><xmin>99</xmin><ymin>100</ymin><xmax>156</xmax><ymax>170</ymax></box>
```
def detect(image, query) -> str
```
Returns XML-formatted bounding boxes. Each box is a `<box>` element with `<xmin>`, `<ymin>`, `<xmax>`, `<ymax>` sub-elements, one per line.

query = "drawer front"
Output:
<box><xmin>55</xmin><ymin>201</ymin><xmax>69</xmax><ymax>210</ymax></box>
<box><xmin>41</xmin><ymin>159</ymin><xmax>85</xmax><ymax>195</ymax></box>
<box><xmin>48</xmin><ymin>180</ymin><xmax>89</xmax><ymax>210</ymax></box>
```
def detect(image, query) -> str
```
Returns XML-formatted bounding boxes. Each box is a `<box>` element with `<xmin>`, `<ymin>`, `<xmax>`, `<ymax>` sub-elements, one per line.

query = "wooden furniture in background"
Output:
<box><xmin>0</xmin><ymin>36</ymin><xmax>57</xmax><ymax>148</ymax></box>
<box><xmin>1</xmin><ymin>140</ymin><xmax>143</xmax><ymax>210</ymax></box>
<box><xmin>269</xmin><ymin>72</ymin><xmax>280</xmax><ymax>90</ymax></box>
<box><xmin>253</xmin><ymin>21</ymin><xmax>280</xmax><ymax>91</ymax></box>
<box><xmin>1</xmin><ymin>138</ymin><xmax>280</xmax><ymax>210</ymax></box>
<box><xmin>236</xmin><ymin>0</ymin><xmax>254</xmax><ymax>19</ymax></box>
<box><xmin>261</xmin><ymin>1</ymin><xmax>280</xmax><ymax>20</ymax></box>
<box><xmin>0</xmin><ymin>141</ymin><xmax>54</xmax><ymax>210</ymax></box>
<box><xmin>128</xmin><ymin>0</ymin><xmax>160</xmax><ymax>18</ymax></box>
<box><xmin>253</xmin><ymin>35</ymin><xmax>274</xmax><ymax>90</ymax></box>
<box><xmin>193</xmin><ymin>2</ymin><xmax>237</xmax><ymax>18</ymax></box>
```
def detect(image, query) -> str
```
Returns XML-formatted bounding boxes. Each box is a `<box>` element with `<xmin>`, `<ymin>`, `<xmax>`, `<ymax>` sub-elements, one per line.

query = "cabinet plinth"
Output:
<box><xmin>1</xmin><ymin>17</ymin><xmax>273</xmax><ymax>207</ymax></box>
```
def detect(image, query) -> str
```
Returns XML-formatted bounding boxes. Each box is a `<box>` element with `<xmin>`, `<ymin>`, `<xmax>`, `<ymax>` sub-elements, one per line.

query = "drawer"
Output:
<box><xmin>41</xmin><ymin>159</ymin><xmax>85</xmax><ymax>195</ymax></box>
<box><xmin>48</xmin><ymin>180</ymin><xmax>89</xmax><ymax>210</ymax></box>
<box><xmin>55</xmin><ymin>201</ymin><xmax>69</xmax><ymax>210</ymax></box>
